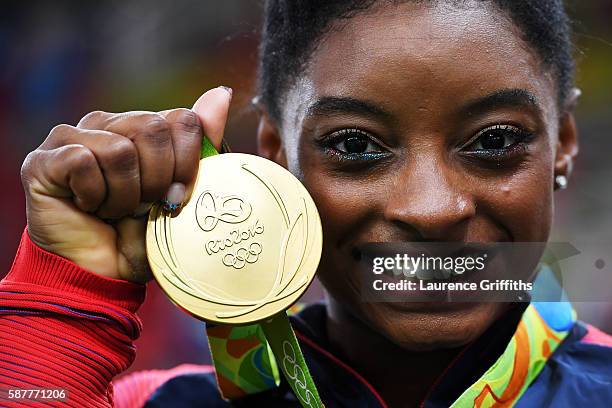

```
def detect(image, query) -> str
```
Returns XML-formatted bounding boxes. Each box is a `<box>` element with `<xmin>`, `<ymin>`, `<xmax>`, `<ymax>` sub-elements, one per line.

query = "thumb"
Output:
<box><xmin>192</xmin><ymin>86</ymin><xmax>233</xmax><ymax>151</ymax></box>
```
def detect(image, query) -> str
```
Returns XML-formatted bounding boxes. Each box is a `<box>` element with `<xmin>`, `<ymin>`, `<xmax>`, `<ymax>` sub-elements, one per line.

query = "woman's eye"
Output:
<box><xmin>329</xmin><ymin>129</ymin><xmax>384</xmax><ymax>155</ymax></box>
<box><xmin>318</xmin><ymin>129</ymin><xmax>389</xmax><ymax>165</ymax></box>
<box><xmin>464</xmin><ymin>125</ymin><xmax>531</xmax><ymax>152</ymax></box>
<box><xmin>336</xmin><ymin>135</ymin><xmax>377</xmax><ymax>153</ymax></box>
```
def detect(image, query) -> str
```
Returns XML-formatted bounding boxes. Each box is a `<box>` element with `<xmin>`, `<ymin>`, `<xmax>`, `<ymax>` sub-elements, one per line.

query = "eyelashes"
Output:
<box><xmin>460</xmin><ymin>124</ymin><xmax>535</xmax><ymax>161</ymax></box>
<box><xmin>318</xmin><ymin>128</ymin><xmax>390</xmax><ymax>162</ymax></box>
<box><xmin>317</xmin><ymin>124</ymin><xmax>536</xmax><ymax>165</ymax></box>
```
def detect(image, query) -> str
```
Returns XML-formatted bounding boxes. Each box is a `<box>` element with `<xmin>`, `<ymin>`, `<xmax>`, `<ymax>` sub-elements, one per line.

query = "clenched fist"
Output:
<box><xmin>20</xmin><ymin>87</ymin><xmax>232</xmax><ymax>283</ymax></box>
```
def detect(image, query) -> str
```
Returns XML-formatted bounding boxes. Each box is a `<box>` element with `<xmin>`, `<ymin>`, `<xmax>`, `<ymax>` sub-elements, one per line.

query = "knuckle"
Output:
<box><xmin>170</xmin><ymin>109</ymin><xmax>201</xmax><ymax>134</ymax></box>
<box><xmin>105</xmin><ymin>139</ymin><xmax>138</xmax><ymax>173</ymax></box>
<box><xmin>20</xmin><ymin>151</ymin><xmax>39</xmax><ymax>184</ymax></box>
<box><xmin>66</xmin><ymin>146</ymin><xmax>97</xmax><ymax>175</ymax></box>
<box><xmin>135</xmin><ymin>116</ymin><xmax>171</xmax><ymax>148</ymax></box>
<box><xmin>48</xmin><ymin>123</ymin><xmax>74</xmax><ymax>138</ymax></box>
<box><xmin>79</xmin><ymin>110</ymin><xmax>108</xmax><ymax>126</ymax></box>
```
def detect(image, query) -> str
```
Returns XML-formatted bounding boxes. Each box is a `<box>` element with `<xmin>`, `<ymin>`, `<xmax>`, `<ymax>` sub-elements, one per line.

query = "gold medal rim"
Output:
<box><xmin>146</xmin><ymin>153</ymin><xmax>323</xmax><ymax>325</ymax></box>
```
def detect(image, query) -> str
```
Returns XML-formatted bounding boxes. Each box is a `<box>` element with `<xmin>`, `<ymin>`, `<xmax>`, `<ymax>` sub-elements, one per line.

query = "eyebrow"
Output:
<box><xmin>460</xmin><ymin>88</ymin><xmax>542</xmax><ymax>117</ymax></box>
<box><xmin>305</xmin><ymin>96</ymin><xmax>394</xmax><ymax>123</ymax></box>
<box><xmin>304</xmin><ymin>89</ymin><xmax>541</xmax><ymax>124</ymax></box>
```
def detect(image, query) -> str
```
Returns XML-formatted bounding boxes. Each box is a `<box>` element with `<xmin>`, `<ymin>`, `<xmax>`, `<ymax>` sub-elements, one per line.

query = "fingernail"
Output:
<box><xmin>163</xmin><ymin>182</ymin><xmax>186</xmax><ymax>212</ymax></box>
<box><xmin>219</xmin><ymin>86</ymin><xmax>233</xmax><ymax>98</ymax></box>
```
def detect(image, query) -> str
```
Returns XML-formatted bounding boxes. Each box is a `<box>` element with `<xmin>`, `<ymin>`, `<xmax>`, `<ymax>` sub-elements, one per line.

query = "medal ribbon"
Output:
<box><xmin>201</xmin><ymin>137</ymin><xmax>324</xmax><ymax>407</ymax></box>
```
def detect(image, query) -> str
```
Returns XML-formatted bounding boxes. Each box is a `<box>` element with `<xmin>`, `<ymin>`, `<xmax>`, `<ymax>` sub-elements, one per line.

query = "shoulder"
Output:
<box><xmin>558</xmin><ymin>321</ymin><xmax>612</xmax><ymax>377</ymax></box>
<box><xmin>519</xmin><ymin>322</ymin><xmax>612</xmax><ymax>407</ymax></box>
<box><xmin>112</xmin><ymin>364</ymin><xmax>217</xmax><ymax>408</ymax></box>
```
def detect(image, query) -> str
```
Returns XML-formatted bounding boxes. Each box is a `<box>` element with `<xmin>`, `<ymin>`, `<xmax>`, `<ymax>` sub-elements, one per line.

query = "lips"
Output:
<box><xmin>355</xmin><ymin>241</ymin><xmax>494</xmax><ymax>260</ymax></box>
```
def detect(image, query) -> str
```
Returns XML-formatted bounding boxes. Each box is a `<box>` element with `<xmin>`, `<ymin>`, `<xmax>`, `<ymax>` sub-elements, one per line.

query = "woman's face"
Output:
<box><xmin>258</xmin><ymin>2</ymin><xmax>577</xmax><ymax>350</ymax></box>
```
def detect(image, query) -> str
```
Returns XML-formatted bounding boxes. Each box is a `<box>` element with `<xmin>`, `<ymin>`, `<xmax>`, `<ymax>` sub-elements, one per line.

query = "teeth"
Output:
<box><xmin>382</xmin><ymin>268</ymin><xmax>394</xmax><ymax>278</ymax></box>
<box><xmin>415</xmin><ymin>265</ymin><xmax>435</xmax><ymax>280</ymax></box>
<box><xmin>450</xmin><ymin>267</ymin><xmax>465</xmax><ymax>277</ymax></box>
<box><xmin>433</xmin><ymin>267</ymin><xmax>452</xmax><ymax>280</ymax></box>
<box><xmin>391</xmin><ymin>265</ymin><xmax>404</xmax><ymax>278</ymax></box>
<box><xmin>374</xmin><ymin>253</ymin><xmax>479</xmax><ymax>281</ymax></box>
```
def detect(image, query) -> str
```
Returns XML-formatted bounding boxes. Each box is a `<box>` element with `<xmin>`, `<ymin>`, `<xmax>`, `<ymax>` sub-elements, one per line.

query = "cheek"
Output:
<box><xmin>296</xmin><ymin>147</ymin><xmax>382</xmax><ymax>246</ymax></box>
<box><xmin>302</xmin><ymin>172</ymin><xmax>368</xmax><ymax>245</ymax></box>
<box><xmin>477</xmin><ymin>161</ymin><xmax>554</xmax><ymax>242</ymax></box>
<box><xmin>299</xmin><ymin>165</ymin><xmax>381</xmax><ymax>298</ymax></box>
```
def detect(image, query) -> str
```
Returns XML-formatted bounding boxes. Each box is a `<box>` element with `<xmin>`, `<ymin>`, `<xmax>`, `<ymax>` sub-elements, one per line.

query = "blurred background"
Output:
<box><xmin>1</xmin><ymin>1</ymin><xmax>611</xmax><ymax>376</ymax></box>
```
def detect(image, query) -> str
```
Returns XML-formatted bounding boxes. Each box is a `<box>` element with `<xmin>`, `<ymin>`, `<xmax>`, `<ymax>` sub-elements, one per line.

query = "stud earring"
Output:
<box><xmin>555</xmin><ymin>175</ymin><xmax>568</xmax><ymax>190</ymax></box>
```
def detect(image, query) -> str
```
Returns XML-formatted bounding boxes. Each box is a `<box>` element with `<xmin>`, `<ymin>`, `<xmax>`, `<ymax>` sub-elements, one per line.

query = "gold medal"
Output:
<box><xmin>146</xmin><ymin>153</ymin><xmax>323</xmax><ymax>325</ymax></box>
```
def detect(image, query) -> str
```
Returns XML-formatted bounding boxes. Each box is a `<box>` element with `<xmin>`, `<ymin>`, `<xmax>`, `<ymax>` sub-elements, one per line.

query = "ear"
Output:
<box><xmin>554</xmin><ymin>88</ymin><xmax>581</xmax><ymax>190</ymax></box>
<box><xmin>257</xmin><ymin>111</ymin><xmax>288</xmax><ymax>168</ymax></box>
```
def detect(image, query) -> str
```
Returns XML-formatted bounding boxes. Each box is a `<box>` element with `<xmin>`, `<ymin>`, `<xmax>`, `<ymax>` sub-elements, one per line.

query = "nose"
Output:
<box><xmin>383</xmin><ymin>157</ymin><xmax>475</xmax><ymax>240</ymax></box>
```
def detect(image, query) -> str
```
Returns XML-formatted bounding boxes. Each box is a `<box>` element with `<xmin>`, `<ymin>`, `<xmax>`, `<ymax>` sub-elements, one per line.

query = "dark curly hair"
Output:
<box><xmin>257</xmin><ymin>0</ymin><xmax>574</xmax><ymax>122</ymax></box>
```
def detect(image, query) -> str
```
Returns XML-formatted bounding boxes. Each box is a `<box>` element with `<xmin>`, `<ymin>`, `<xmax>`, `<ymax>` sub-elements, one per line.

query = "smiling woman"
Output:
<box><xmin>1</xmin><ymin>1</ymin><xmax>611</xmax><ymax>408</ymax></box>
<box><xmin>253</xmin><ymin>2</ymin><xmax>590</xmax><ymax>406</ymax></box>
<box><xmin>258</xmin><ymin>0</ymin><xmax>571</xmax><ymax>340</ymax></box>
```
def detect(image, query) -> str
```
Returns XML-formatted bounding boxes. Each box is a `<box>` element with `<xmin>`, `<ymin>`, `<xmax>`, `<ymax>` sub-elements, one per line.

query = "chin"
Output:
<box><xmin>362</xmin><ymin>301</ymin><xmax>507</xmax><ymax>351</ymax></box>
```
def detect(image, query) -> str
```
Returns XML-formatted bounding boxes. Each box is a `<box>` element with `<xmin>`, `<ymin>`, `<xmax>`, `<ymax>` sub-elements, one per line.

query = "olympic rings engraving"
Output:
<box><xmin>223</xmin><ymin>242</ymin><xmax>263</xmax><ymax>269</ymax></box>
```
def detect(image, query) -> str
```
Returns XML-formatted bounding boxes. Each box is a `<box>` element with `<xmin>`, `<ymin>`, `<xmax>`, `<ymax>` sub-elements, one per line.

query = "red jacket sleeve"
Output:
<box><xmin>0</xmin><ymin>229</ymin><xmax>146</xmax><ymax>407</ymax></box>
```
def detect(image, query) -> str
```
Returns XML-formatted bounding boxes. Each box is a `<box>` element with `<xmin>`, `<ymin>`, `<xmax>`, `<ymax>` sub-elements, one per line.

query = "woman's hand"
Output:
<box><xmin>20</xmin><ymin>87</ymin><xmax>232</xmax><ymax>283</ymax></box>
